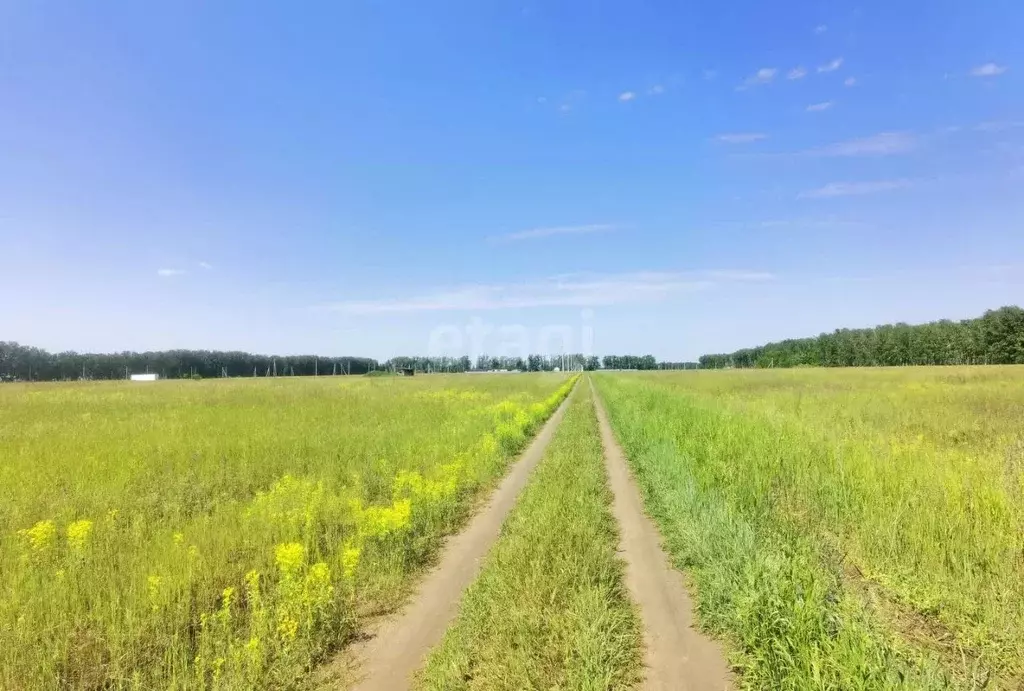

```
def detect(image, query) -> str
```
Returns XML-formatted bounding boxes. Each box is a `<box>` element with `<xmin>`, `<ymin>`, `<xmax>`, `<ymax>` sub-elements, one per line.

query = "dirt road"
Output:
<box><xmin>340</xmin><ymin>387</ymin><xmax>575</xmax><ymax>691</ymax></box>
<box><xmin>591</xmin><ymin>381</ymin><xmax>733</xmax><ymax>691</ymax></box>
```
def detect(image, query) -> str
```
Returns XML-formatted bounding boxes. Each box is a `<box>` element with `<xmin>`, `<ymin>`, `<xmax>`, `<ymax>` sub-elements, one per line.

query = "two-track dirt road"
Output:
<box><xmin>337</xmin><ymin>377</ymin><xmax>731</xmax><ymax>690</ymax></box>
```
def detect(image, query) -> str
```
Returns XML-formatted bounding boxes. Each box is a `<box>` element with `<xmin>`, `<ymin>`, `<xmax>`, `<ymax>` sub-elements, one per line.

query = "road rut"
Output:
<box><xmin>591</xmin><ymin>381</ymin><xmax>733</xmax><ymax>691</ymax></box>
<box><xmin>340</xmin><ymin>386</ymin><xmax>575</xmax><ymax>691</ymax></box>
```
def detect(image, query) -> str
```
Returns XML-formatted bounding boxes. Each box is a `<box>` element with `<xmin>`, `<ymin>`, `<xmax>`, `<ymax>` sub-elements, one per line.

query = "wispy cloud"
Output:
<box><xmin>798</xmin><ymin>180</ymin><xmax>913</xmax><ymax>199</ymax></box>
<box><xmin>974</xmin><ymin>121</ymin><xmax>1024</xmax><ymax>132</ymax></box>
<box><xmin>757</xmin><ymin>218</ymin><xmax>868</xmax><ymax>230</ymax></box>
<box><xmin>818</xmin><ymin>58</ymin><xmax>844</xmax><ymax>73</ymax></box>
<box><xmin>716</xmin><ymin>133</ymin><xmax>768</xmax><ymax>144</ymax></box>
<box><xmin>316</xmin><ymin>270</ymin><xmax>774</xmax><ymax>314</ymax></box>
<box><xmin>971</xmin><ymin>63</ymin><xmax>1007</xmax><ymax>77</ymax></box>
<box><xmin>739</xmin><ymin>67</ymin><xmax>777</xmax><ymax>88</ymax></box>
<box><xmin>814</xmin><ymin>24</ymin><xmax>828</xmax><ymax>34</ymax></box>
<box><xmin>648</xmin><ymin>84</ymin><xmax>665</xmax><ymax>95</ymax></box>
<box><xmin>806</xmin><ymin>101</ymin><xmax>835</xmax><ymax>112</ymax></box>
<box><xmin>844</xmin><ymin>76</ymin><xmax>857</xmax><ymax>87</ymax></box>
<box><xmin>806</xmin><ymin>131</ymin><xmax>917</xmax><ymax>156</ymax></box>
<box><xmin>198</xmin><ymin>261</ymin><xmax>213</xmax><ymax>270</ymax></box>
<box><xmin>494</xmin><ymin>224</ymin><xmax>617</xmax><ymax>243</ymax></box>
<box><xmin>618</xmin><ymin>91</ymin><xmax>636</xmax><ymax>102</ymax></box>
<box><xmin>557</xmin><ymin>89</ymin><xmax>586</xmax><ymax>113</ymax></box>
<box><xmin>787</xmin><ymin>67</ymin><xmax>808</xmax><ymax>80</ymax></box>
<box><xmin>703</xmin><ymin>69</ymin><xmax>718</xmax><ymax>81</ymax></box>
<box><xmin>157</xmin><ymin>268</ymin><xmax>186</xmax><ymax>277</ymax></box>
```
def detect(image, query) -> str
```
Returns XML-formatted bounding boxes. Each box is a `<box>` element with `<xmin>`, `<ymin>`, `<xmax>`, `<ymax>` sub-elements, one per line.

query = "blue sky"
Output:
<box><xmin>1</xmin><ymin>1</ymin><xmax>1022</xmax><ymax>360</ymax></box>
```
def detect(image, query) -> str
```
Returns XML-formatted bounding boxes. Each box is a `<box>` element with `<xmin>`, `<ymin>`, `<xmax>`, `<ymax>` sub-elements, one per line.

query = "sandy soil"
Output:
<box><xmin>334</xmin><ymin>386</ymin><xmax>575</xmax><ymax>691</ymax></box>
<box><xmin>591</xmin><ymin>381</ymin><xmax>734</xmax><ymax>691</ymax></box>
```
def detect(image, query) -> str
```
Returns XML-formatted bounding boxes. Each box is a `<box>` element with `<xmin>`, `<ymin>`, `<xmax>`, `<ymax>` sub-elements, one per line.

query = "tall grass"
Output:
<box><xmin>596</xmin><ymin>367</ymin><xmax>1024</xmax><ymax>689</ymax></box>
<box><xmin>418</xmin><ymin>384</ymin><xmax>642</xmax><ymax>690</ymax></box>
<box><xmin>0</xmin><ymin>374</ymin><xmax>575</xmax><ymax>689</ymax></box>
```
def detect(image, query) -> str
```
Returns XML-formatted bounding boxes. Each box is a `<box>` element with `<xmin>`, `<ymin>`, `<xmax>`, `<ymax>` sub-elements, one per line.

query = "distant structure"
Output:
<box><xmin>130</xmin><ymin>373</ymin><xmax>160</xmax><ymax>382</ymax></box>
<box><xmin>400</xmin><ymin>367</ymin><xmax>415</xmax><ymax>377</ymax></box>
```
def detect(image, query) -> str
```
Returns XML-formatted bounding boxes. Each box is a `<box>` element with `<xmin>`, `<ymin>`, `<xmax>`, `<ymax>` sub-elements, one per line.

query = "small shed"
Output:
<box><xmin>400</xmin><ymin>367</ymin><xmax>415</xmax><ymax>377</ymax></box>
<box><xmin>130</xmin><ymin>373</ymin><xmax>160</xmax><ymax>382</ymax></box>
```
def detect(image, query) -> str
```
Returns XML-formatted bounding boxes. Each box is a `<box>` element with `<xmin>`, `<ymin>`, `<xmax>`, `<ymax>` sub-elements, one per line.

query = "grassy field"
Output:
<box><xmin>418</xmin><ymin>385</ymin><xmax>642</xmax><ymax>690</ymax></box>
<box><xmin>0</xmin><ymin>373</ymin><xmax>574</xmax><ymax>689</ymax></box>
<box><xmin>596</xmin><ymin>367</ymin><xmax>1024</xmax><ymax>689</ymax></box>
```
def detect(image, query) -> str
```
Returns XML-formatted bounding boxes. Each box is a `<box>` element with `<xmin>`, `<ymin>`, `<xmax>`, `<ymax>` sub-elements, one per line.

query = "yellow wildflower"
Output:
<box><xmin>66</xmin><ymin>519</ymin><xmax>93</xmax><ymax>551</ymax></box>
<box><xmin>244</xmin><ymin>569</ymin><xmax>261</xmax><ymax>597</ymax></box>
<box><xmin>479</xmin><ymin>433</ymin><xmax>498</xmax><ymax>457</ymax></box>
<box><xmin>341</xmin><ymin>544</ymin><xmax>361</xmax><ymax>579</ymax></box>
<box><xmin>361</xmin><ymin>499</ymin><xmax>412</xmax><ymax>539</ymax></box>
<box><xmin>19</xmin><ymin>519</ymin><xmax>56</xmax><ymax>552</ymax></box>
<box><xmin>392</xmin><ymin>470</ymin><xmax>424</xmax><ymax>499</ymax></box>
<box><xmin>277</xmin><ymin>616</ymin><xmax>299</xmax><ymax>641</ymax></box>
<box><xmin>275</xmin><ymin>542</ymin><xmax>305</xmax><ymax>576</ymax></box>
<box><xmin>173</xmin><ymin>532</ymin><xmax>184</xmax><ymax>545</ymax></box>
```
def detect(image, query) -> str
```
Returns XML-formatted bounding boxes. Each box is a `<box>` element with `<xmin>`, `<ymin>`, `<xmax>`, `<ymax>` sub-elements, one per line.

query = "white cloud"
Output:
<box><xmin>536</xmin><ymin>96</ymin><xmax>548</xmax><ymax>104</ymax></box>
<box><xmin>806</xmin><ymin>101</ymin><xmax>834</xmax><ymax>112</ymax></box>
<box><xmin>974</xmin><ymin>121</ymin><xmax>1024</xmax><ymax>132</ymax></box>
<box><xmin>618</xmin><ymin>91</ymin><xmax>636</xmax><ymax>102</ymax></box>
<box><xmin>806</xmin><ymin>131</ymin><xmax>917</xmax><ymax>156</ymax></box>
<box><xmin>557</xmin><ymin>89</ymin><xmax>586</xmax><ymax>114</ymax></box>
<box><xmin>317</xmin><ymin>270</ymin><xmax>774</xmax><ymax>314</ymax></box>
<box><xmin>715</xmin><ymin>133</ymin><xmax>768</xmax><ymax>144</ymax></box>
<box><xmin>157</xmin><ymin>268</ymin><xmax>186</xmax><ymax>277</ymax></box>
<box><xmin>798</xmin><ymin>180</ymin><xmax>912</xmax><ymax>199</ymax></box>
<box><xmin>818</xmin><ymin>58</ymin><xmax>844</xmax><ymax>73</ymax></box>
<box><xmin>648</xmin><ymin>84</ymin><xmax>665</xmax><ymax>95</ymax></box>
<box><xmin>703</xmin><ymin>69</ymin><xmax>718</xmax><ymax>81</ymax></box>
<box><xmin>198</xmin><ymin>261</ymin><xmax>213</xmax><ymax>270</ymax></box>
<box><xmin>814</xmin><ymin>24</ymin><xmax>828</xmax><ymax>34</ymax></box>
<box><xmin>787</xmin><ymin>67</ymin><xmax>808</xmax><ymax>80</ymax></box>
<box><xmin>739</xmin><ymin>67</ymin><xmax>777</xmax><ymax>88</ymax></box>
<box><xmin>844</xmin><ymin>76</ymin><xmax>857</xmax><ymax>87</ymax></box>
<box><xmin>757</xmin><ymin>218</ymin><xmax>867</xmax><ymax>230</ymax></box>
<box><xmin>495</xmin><ymin>224</ymin><xmax>617</xmax><ymax>243</ymax></box>
<box><xmin>971</xmin><ymin>63</ymin><xmax>1007</xmax><ymax>77</ymax></box>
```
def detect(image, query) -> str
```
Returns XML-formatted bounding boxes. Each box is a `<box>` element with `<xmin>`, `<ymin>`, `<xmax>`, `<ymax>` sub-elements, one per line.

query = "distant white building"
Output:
<box><xmin>130</xmin><ymin>373</ymin><xmax>160</xmax><ymax>382</ymax></box>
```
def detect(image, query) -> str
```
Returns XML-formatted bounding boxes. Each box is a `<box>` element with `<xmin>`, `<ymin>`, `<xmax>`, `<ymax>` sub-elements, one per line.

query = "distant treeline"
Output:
<box><xmin>7</xmin><ymin>305</ymin><xmax>1021</xmax><ymax>381</ymax></box>
<box><xmin>0</xmin><ymin>344</ymin><xmax>379</xmax><ymax>381</ymax></box>
<box><xmin>699</xmin><ymin>306</ymin><xmax>1024</xmax><ymax>369</ymax></box>
<box><xmin>385</xmin><ymin>354</ymin><xmax>698</xmax><ymax>372</ymax></box>
<box><xmin>0</xmin><ymin>344</ymin><xmax>689</xmax><ymax>381</ymax></box>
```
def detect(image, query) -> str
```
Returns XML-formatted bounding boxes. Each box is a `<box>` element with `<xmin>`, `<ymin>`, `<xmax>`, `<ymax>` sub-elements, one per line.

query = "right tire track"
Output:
<box><xmin>590</xmin><ymin>379</ymin><xmax>733</xmax><ymax>691</ymax></box>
